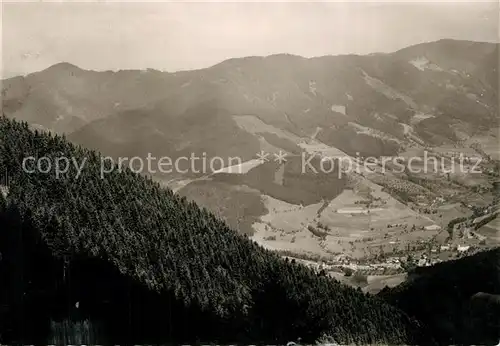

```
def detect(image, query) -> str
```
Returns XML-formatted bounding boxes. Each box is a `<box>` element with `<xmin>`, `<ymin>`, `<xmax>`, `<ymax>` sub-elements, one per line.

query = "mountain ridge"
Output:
<box><xmin>10</xmin><ymin>38</ymin><xmax>495</xmax><ymax>77</ymax></box>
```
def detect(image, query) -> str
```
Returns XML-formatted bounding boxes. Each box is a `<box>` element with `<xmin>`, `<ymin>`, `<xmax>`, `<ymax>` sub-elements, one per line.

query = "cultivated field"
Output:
<box><xmin>251</xmin><ymin>174</ymin><xmax>440</xmax><ymax>259</ymax></box>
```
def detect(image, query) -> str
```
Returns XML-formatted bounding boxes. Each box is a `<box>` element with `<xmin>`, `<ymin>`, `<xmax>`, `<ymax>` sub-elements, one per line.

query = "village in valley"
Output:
<box><xmin>278</xmin><ymin>189</ymin><xmax>500</xmax><ymax>293</ymax></box>
<box><xmin>260</xmin><ymin>143</ymin><xmax>500</xmax><ymax>293</ymax></box>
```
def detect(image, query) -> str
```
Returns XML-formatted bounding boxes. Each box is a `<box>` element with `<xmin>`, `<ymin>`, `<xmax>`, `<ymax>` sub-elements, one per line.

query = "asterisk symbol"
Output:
<box><xmin>256</xmin><ymin>150</ymin><xmax>269</xmax><ymax>163</ymax></box>
<box><xmin>274</xmin><ymin>150</ymin><xmax>287</xmax><ymax>164</ymax></box>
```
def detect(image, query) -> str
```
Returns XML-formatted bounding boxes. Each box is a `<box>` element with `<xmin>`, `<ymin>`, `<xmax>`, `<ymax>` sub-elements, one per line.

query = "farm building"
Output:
<box><xmin>457</xmin><ymin>245</ymin><xmax>470</xmax><ymax>252</ymax></box>
<box><xmin>336</xmin><ymin>207</ymin><xmax>369</xmax><ymax>215</ymax></box>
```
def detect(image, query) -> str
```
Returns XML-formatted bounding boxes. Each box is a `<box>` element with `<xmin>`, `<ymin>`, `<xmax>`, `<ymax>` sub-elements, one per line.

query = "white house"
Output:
<box><xmin>0</xmin><ymin>185</ymin><xmax>8</xmax><ymax>198</ymax></box>
<box><xmin>336</xmin><ymin>207</ymin><xmax>369</xmax><ymax>215</ymax></box>
<box><xmin>457</xmin><ymin>245</ymin><xmax>470</xmax><ymax>252</ymax></box>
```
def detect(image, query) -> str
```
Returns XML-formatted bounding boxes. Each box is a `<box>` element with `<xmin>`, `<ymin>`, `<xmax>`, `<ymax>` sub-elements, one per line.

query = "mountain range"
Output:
<box><xmin>2</xmin><ymin>38</ymin><xmax>499</xmax><ymax>254</ymax></box>
<box><xmin>3</xmin><ymin>39</ymin><xmax>498</xmax><ymax>156</ymax></box>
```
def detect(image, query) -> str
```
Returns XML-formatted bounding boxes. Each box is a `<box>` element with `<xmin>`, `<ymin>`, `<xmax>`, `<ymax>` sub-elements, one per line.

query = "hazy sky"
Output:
<box><xmin>1</xmin><ymin>0</ymin><xmax>498</xmax><ymax>78</ymax></box>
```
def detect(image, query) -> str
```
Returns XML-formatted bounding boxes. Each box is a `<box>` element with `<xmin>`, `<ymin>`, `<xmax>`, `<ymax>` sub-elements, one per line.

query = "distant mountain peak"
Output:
<box><xmin>45</xmin><ymin>62</ymin><xmax>83</xmax><ymax>73</ymax></box>
<box><xmin>265</xmin><ymin>53</ymin><xmax>305</xmax><ymax>59</ymax></box>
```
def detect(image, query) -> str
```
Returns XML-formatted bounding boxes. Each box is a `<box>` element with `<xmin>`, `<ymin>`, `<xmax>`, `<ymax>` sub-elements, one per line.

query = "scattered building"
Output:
<box><xmin>336</xmin><ymin>207</ymin><xmax>369</xmax><ymax>215</ymax></box>
<box><xmin>0</xmin><ymin>185</ymin><xmax>8</xmax><ymax>198</ymax></box>
<box><xmin>457</xmin><ymin>245</ymin><xmax>470</xmax><ymax>252</ymax></box>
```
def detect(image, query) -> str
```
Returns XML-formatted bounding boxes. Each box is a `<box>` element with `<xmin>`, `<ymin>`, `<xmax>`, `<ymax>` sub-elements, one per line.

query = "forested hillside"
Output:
<box><xmin>0</xmin><ymin>116</ymin><xmax>431</xmax><ymax>344</ymax></box>
<box><xmin>379</xmin><ymin>248</ymin><xmax>500</xmax><ymax>346</ymax></box>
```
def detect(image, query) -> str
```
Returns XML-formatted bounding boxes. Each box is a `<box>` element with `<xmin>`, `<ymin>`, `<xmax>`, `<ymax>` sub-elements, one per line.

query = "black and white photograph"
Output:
<box><xmin>0</xmin><ymin>0</ymin><xmax>499</xmax><ymax>345</ymax></box>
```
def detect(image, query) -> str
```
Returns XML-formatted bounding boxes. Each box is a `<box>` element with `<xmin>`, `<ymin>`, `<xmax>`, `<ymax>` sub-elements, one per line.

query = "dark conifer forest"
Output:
<box><xmin>0</xmin><ymin>116</ymin><xmax>498</xmax><ymax>345</ymax></box>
